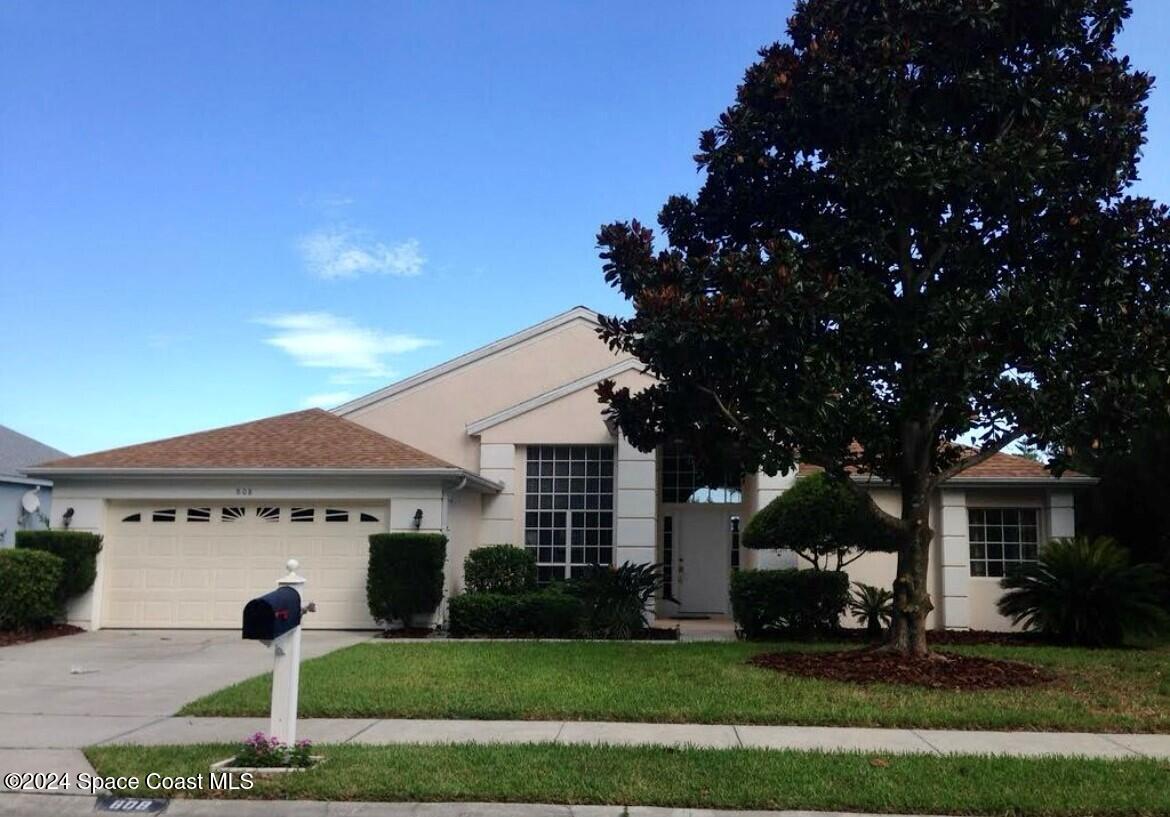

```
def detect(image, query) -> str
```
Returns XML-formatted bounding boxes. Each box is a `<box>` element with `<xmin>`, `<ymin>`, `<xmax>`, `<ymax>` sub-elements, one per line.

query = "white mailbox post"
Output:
<box><xmin>271</xmin><ymin>559</ymin><xmax>305</xmax><ymax>745</ymax></box>
<box><xmin>241</xmin><ymin>558</ymin><xmax>312</xmax><ymax>745</ymax></box>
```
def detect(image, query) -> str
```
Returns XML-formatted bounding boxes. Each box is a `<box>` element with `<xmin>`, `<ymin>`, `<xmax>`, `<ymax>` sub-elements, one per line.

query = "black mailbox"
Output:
<box><xmin>242</xmin><ymin>586</ymin><xmax>303</xmax><ymax>641</ymax></box>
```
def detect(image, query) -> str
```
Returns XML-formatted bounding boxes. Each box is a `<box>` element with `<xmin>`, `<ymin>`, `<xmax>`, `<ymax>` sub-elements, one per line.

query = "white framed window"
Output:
<box><xmin>290</xmin><ymin>507</ymin><xmax>315</xmax><ymax>523</ymax></box>
<box><xmin>325</xmin><ymin>509</ymin><xmax>349</xmax><ymax>522</ymax></box>
<box><xmin>221</xmin><ymin>506</ymin><xmax>246</xmax><ymax>522</ymax></box>
<box><xmin>152</xmin><ymin>509</ymin><xmax>176</xmax><ymax>523</ymax></box>
<box><xmin>186</xmin><ymin>507</ymin><xmax>211</xmax><ymax>523</ymax></box>
<box><xmin>969</xmin><ymin>507</ymin><xmax>1040</xmax><ymax>577</ymax></box>
<box><xmin>523</xmin><ymin>444</ymin><xmax>615</xmax><ymax>582</ymax></box>
<box><xmin>256</xmin><ymin>506</ymin><xmax>280</xmax><ymax>523</ymax></box>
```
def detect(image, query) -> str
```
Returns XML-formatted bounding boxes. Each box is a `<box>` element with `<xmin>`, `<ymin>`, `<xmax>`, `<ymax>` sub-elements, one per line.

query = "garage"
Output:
<box><xmin>102</xmin><ymin>501</ymin><xmax>388</xmax><ymax>629</ymax></box>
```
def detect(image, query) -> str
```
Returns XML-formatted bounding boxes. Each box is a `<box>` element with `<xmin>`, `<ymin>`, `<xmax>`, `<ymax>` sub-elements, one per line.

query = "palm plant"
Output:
<box><xmin>848</xmin><ymin>582</ymin><xmax>893</xmax><ymax>640</ymax></box>
<box><xmin>997</xmin><ymin>536</ymin><xmax>1169</xmax><ymax>647</ymax></box>
<box><xmin>571</xmin><ymin>561</ymin><xmax>662</xmax><ymax>639</ymax></box>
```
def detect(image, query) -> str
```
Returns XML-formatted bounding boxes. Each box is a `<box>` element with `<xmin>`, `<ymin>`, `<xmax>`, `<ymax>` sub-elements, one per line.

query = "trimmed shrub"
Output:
<box><xmin>742</xmin><ymin>472</ymin><xmax>899</xmax><ymax>570</ymax></box>
<box><xmin>0</xmin><ymin>549</ymin><xmax>64</xmax><ymax>630</ymax></box>
<box><xmin>997</xmin><ymin>536</ymin><xmax>1169</xmax><ymax>647</ymax></box>
<box><xmin>570</xmin><ymin>561</ymin><xmax>662</xmax><ymax>639</ymax></box>
<box><xmin>16</xmin><ymin>530</ymin><xmax>103</xmax><ymax>600</ymax></box>
<box><xmin>447</xmin><ymin>588</ymin><xmax>582</xmax><ymax>638</ymax></box>
<box><xmin>367</xmin><ymin>533</ymin><xmax>447</xmax><ymax>627</ymax></box>
<box><xmin>464</xmin><ymin>545</ymin><xmax>537</xmax><ymax>595</ymax></box>
<box><xmin>730</xmin><ymin>568</ymin><xmax>850</xmax><ymax>638</ymax></box>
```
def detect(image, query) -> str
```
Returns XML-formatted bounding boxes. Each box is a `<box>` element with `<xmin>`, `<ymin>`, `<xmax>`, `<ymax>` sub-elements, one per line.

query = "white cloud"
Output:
<box><xmin>258</xmin><ymin>312</ymin><xmax>437</xmax><ymax>380</ymax></box>
<box><xmin>298</xmin><ymin>227</ymin><xmax>424</xmax><ymax>279</ymax></box>
<box><xmin>300</xmin><ymin>391</ymin><xmax>357</xmax><ymax>408</ymax></box>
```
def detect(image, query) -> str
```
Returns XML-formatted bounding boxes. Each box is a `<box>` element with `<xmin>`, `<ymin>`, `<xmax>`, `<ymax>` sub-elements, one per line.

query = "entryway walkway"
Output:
<box><xmin>95</xmin><ymin>716</ymin><xmax>1170</xmax><ymax>759</ymax></box>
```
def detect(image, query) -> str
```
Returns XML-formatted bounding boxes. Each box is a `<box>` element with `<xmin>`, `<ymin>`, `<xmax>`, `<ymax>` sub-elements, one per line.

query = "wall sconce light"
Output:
<box><xmin>62</xmin><ymin>507</ymin><xmax>75</xmax><ymax>529</ymax></box>
<box><xmin>412</xmin><ymin>508</ymin><xmax>423</xmax><ymax>529</ymax></box>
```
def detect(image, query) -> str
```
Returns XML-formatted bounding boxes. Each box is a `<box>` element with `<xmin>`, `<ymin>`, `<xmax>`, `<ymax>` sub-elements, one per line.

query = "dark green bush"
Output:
<box><xmin>730</xmin><ymin>568</ymin><xmax>850</xmax><ymax>638</ymax></box>
<box><xmin>463</xmin><ymin>545</ymin><xmax>537</xmax><ymax>595</ymax></box>
<box><xmin>0</xmin><ymin>549</ymin><xmax>64</xmax><ymax>630</ymax></box>
<box><xmin>367</xmin><ymin>533</ymin><xmax>447</xmax><ymax>627</ymax></box>
<box><xmin>448</xmin><ymin>587</ymin><xmax>582</xmax><ymax>638</ymax></box>
<box><xmin>16</xmin><ymin>530</ymin><xmax>103</xmax><ymax>600</ymax></box>
<box><xmin>849</xmin><ymin>581</ymin><xmax>894</xmax><ymax>640</ymax></box>
<box><xmin>997</xmin><ymin>536</ymin><xmax>1169</xmax><ymax>647</ymax></box>
<box><xmin>570</xmin><ymin>561</ymin><xmax>662</xmax><ymax>639</ymax></box>
<box><xmin>742</xmin><ymin>473</ymin><xmax>899</xmax><ymax>570</ymax></box>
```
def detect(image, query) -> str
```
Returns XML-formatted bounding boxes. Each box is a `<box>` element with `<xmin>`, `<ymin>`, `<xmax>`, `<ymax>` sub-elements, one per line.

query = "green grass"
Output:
<box><xmin>179</xmin><ymin>640</ymin><xmax>1170</xmax><ymax>732</ymax></box>
<box><xmin>85</xmin><ymin>742</ymin><xmax>1170</xmax><ymax>815</ymax></box>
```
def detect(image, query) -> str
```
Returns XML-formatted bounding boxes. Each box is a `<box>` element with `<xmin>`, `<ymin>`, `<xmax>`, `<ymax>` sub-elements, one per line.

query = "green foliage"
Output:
<box><xmin>447</xmin><ymin>588</ymin><xmax>582</xmax><ymax>638</ymax></box>
<box><xmin>0</xmin><ymin>548</ymin><xmax>64</xmax><ymax>630</ymax></box>
<box><xmin>849</xmin><ymin>582</ymin><xmax>894</xmax><ymax>640</ymax></box>
<box><xmin>730</xmin><ymin>569</ymin><xmax>849</xmax><ymax>638</ymax></box>
<box><xmin>997</xmin><ymin>537</ymin><xmax>1169</xmax><ymax>647</ymax></box>
<box><xmin>570</xmin><ymin>562</ymin><xmax>662</xmax><ymax>639</ymax></box>
<box><xmin>594</xmin><ymin>0</ymin><xmax>1170</xmax><ymax>647</ymax></box>
<box><xmin>463</xmin><ymin>545</ymin><xmax>537</xmax><ymax>595</ymax></box>
<box><xmin>366</xmin><ymin>533</ymin><xmax>447</xmax><ymax>627</ymax></box>
<box><xmin>15</xmin><ymin>530</ymin><xmax>103</xmax><ymax>600</ymax></box>
<box><xmin>742</xmin><ymin>473</ymin><xmax>898</xmax><ymax>569</ymax></box>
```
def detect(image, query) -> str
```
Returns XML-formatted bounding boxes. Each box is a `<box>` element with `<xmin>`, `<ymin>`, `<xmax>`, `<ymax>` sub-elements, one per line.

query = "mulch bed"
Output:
<box><xmin>378</xmin><ymin>627</ymin><xmax>437</xmax><ymax>639</ymax></box>
<box><xmin>0</xmin><ymin>624</ymin><xmax>85</xmax><ymax>648</ymax></box>
<box><xmin>832</xmin><ymin>627</ymin><xmax>1054</xmax><ymax>647</ymax></box>
<box><xmin>749</xmin><ymin>647</ymin><xmax>1055</xmax><ymax>690</ymax></box>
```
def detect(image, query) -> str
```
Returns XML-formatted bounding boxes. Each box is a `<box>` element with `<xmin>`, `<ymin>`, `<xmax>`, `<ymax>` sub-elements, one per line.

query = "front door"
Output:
<box><xmin>676</xmin><ymin>506</ymin><xmax>733</xmax><ymax>614</ymax></box>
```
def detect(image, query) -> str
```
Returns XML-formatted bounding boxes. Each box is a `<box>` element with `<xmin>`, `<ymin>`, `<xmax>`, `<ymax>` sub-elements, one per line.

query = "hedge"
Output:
<box><xmin>0</xmin><ymin>548</ymin><xmax>64</xmax><ymax>630</ymax></box>
<box><xmin>448</xmin><ymin>588</ymin><xmax>582</xmax><ymax>638</ymax></box>
<box><xmin>16</xmin><ymin>530</ymin><xmax>103</xmax><ymax>600</ymax></box>
<box><xmin>730</xmin><ymin>568</ymin><xmax>850</xmax><ymax>638</ymax></box>
<box><xmin>367</xmin><ymin>533</ymin><xmax>447</xmax><ymax>627</ymax></box>
<box><xmin>463</xmin><ymin>545</ymin><xmax>537</xmax><ymax>595</ymax></box>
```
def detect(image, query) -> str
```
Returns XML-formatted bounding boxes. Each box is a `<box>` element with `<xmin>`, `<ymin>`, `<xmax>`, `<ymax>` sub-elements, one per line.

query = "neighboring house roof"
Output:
<box><xmin>0</xmin><ymin>424</ymin><xmax>66</xmax><ymax>482</ymax></box>
<box><xmin>798</xmin><ymin>449</ymin><xmax>1095</xmax><ymax>485</ymax></box>
<box><xmin>26</xmin><ymin>409</ymin><xmax>499</xmax><ymax>490</ymax></box>
<box><xmin>336</xmin><ymin>305</ymin><xmax>601</xmax><ymax>415</ymax></box>
<box><xmin>465</xmin><ymin>358</ymin><xmax>643</xmax><ymax>435</ymax></box>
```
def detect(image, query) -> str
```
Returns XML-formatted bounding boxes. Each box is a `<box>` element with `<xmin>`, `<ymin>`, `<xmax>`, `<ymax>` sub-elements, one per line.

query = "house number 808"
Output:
<box><xmin>235</xmin><ymin>488</ymin><xmax>253</xmax><ymax>496</ymax></box>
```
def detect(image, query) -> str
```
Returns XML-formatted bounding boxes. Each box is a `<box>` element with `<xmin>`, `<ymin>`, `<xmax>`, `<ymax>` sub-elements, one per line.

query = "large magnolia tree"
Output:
<box><xmin>595</xmin><ymin>0</ymin><xmax>1170</xmax><ymax>656</ymax></box>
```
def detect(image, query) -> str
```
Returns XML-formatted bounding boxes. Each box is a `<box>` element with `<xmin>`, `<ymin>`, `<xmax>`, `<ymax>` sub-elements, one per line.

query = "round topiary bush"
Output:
<box><xmin>15</xmin><ymin>530</ymin><xmax>103</xmax><ymax>600</ymax></box>
<box><xmin>463</xmin><ymin>545</ymin><xmax>537</xmax><ymax>595</ymax></box>
<box><xmin>0</xmin><ymin>548</ymin><xmax>64</xmax><ymax>630</ymax></box>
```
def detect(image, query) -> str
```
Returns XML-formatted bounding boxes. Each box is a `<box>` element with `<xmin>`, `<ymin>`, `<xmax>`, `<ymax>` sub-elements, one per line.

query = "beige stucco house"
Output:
<box><xmin>28</xmin><ymin>306</ymin><xmax>1094</xmax><ymax>632</ymax></box>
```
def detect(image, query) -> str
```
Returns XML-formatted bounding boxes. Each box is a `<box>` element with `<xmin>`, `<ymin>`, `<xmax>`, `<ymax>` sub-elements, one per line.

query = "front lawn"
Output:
<box><xmin>180</xmin><ymin>640</ymin><xmax>1170</xmax><ymax>732</ymax></box>
<box><xmin>85</xmin><ymin>743</ymin><xmax>1170</xmax><ymax>815</ymax></box>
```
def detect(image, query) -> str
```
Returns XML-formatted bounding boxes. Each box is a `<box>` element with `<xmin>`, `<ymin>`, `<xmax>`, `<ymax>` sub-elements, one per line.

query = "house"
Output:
<box><xmin>27</xmin><ymin>307</ymin><xmax>1095</xmax><ymax>632</ymax></box>
<box><xmin>0</xmin><ymin>424</ymin><xmax>66</xmax><ymax>548</ymax></box>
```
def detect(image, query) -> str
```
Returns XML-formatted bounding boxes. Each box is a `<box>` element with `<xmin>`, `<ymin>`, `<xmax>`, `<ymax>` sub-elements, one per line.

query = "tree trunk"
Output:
<box><xmin>887</xmin><ymin>482</ymin><xmax>934</xmax><ymax>657</ymax></box>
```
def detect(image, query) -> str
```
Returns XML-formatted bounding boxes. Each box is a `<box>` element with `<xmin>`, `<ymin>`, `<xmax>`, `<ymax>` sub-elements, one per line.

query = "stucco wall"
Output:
<box><xmin>343</xmin><ymin>317</ymin><xmax>623</xmax><ymax>470</ymax></box>
<box><xmin>0</xmin><ymin>480</ymin><xmax>53</xmax><ymax>548</ymax></box>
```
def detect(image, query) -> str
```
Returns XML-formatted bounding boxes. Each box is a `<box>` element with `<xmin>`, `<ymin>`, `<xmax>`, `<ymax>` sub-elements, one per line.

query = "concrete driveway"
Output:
<box><xmin>0</xmin><ymin>629</ymin><xmax>368</xmax><ymax>749</ymax></box>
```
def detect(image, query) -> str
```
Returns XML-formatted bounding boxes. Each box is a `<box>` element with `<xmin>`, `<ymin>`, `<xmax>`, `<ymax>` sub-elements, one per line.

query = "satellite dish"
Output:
<box><xmin>21</xmin><ymin>489</ymin><xmax>41</xmax><ymax>514</ymax></box>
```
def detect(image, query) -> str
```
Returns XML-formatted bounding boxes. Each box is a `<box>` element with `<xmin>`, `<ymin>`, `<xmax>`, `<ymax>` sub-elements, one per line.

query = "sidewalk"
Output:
<box><xmin>0</xmin><ymin>792</ymin><xmax>956</xmax><ymax>817</ymax></box>
<box><xmin>87</xmin><ymin>716</ymin><xmax>1170</xmax><ymax>759</ymax></box>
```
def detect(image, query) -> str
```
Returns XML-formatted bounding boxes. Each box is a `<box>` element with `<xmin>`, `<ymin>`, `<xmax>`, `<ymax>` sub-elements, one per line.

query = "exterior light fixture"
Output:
<box><xmin>412</xmin><ymin>508</ymin><xmax>423</xmax><ymax>529</ymax></box>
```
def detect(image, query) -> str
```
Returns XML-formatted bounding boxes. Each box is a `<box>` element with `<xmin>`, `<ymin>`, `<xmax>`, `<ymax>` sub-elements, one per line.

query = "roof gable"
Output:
<box><xmin>797</xmin><ymin>449</ymin><xmax>1093</xmax><ymax>484</ymax></box>
<box><xmin>30</xmin><ymin>409</ymin><xmax>457</xmax><ymax>471</ymax></box>
<box><xmin>336</xmin><ymin>306</ymin><xmax>600</xmax><ymax>415</ymax></box>
<box><xmin>0</xmin><ymin>424</ymin><xmax>66</xmax><ymax>477</ymax></box>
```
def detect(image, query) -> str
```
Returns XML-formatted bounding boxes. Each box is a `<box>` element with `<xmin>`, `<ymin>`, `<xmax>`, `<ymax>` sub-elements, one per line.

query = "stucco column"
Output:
<box><xmin>939</xmin><ymin>489</ymin><xmax>970</xmax><ymax>630</ymax></box>
<box><xmin>479</xmin><ymin>443</ymin><xmax>516</xmax><ymax>547</ymax></box>
<box><xmin>753</xmin><ymin>469</ymin><xmax>798</xmax><ymax>570</ymax></box>
<box><xmin>1047</xmin><ymin>490</ymin><xmax>1076</xmax><ymax>540</ymax></box>
<box><xmin>615</xmin><ymin>436</ymin><xmax>657</xmax><ymax>612</ymax></box>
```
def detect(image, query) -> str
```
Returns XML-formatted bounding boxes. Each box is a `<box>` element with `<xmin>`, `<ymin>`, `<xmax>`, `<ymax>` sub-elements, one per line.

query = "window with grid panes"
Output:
<box><xmin>660</xmin><ymin>443</ymin><xmax>742</xmax><ymax>503</ymax></box>
<box><xmin>968</xmin><ymin>507</ymin><xmax>1040</xmax><ymax>577</ymax></box>
<box><xmin>524</xmin><ymin>445</ymin><xmax>615</xmax><ymax>582</ymax></box>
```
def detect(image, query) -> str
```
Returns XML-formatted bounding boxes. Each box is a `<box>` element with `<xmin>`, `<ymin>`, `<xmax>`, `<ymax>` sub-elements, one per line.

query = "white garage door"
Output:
<box><xmin>102</xmin><ymin>502</ymin><xmax>388</xmax><ymax>629</ymax></box>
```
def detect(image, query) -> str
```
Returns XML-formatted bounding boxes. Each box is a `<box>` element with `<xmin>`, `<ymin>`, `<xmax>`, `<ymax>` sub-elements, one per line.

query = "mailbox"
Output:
<box><xmin>242</xmin><ymin>585</ymin><xmax>303</xmax><ymax>641</ymax></box>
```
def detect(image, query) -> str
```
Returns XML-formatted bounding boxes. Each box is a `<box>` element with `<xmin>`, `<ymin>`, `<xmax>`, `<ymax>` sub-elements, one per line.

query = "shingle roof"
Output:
<box><xmin>798</xmin><ymin>449</ymin><xmax>1090</xmax><ymax>482</ymax></box>
<box><xmin>31</xmin><ymin>409</ymin><xmax>456</xmax><ymax>471</ymax></box>
<box><xmin>0</xmin><ymin>424</ymin><xmax>67</xmax><ymax>478</ymax></box>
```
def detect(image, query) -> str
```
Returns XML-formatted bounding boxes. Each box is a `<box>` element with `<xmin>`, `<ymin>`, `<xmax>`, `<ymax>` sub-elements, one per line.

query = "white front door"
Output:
<box><xmin>675</xmin><ymin>506</ymin><xmax>733</xmax><ymax>614</ymax></box>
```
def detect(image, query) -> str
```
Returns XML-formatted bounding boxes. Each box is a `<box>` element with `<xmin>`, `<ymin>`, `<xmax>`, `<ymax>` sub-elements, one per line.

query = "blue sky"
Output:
<box><xmin>1</xmin><ymin>1</ymin><xmax>1168</xmax><ymax>456</ymax></box>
